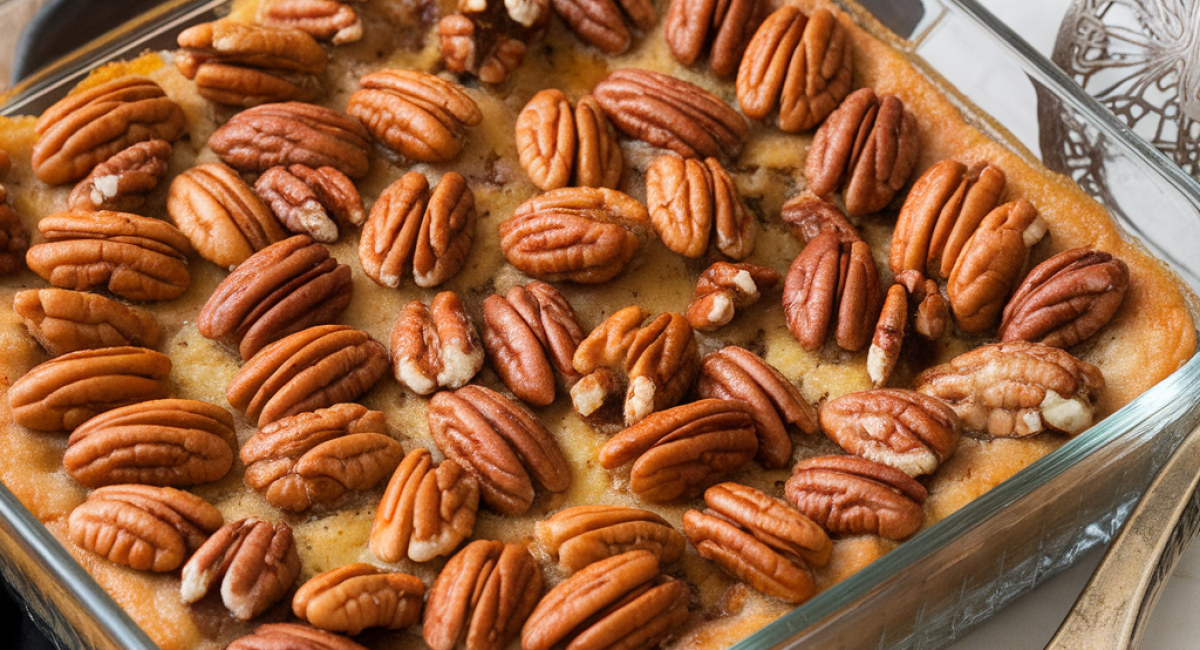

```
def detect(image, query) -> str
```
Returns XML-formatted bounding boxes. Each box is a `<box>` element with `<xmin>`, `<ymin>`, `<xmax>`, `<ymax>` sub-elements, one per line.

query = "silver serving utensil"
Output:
<box><xmin>1044</xmin><ymin>421</ymin><xmax>1200</xmax><ymax>650</ymax></box>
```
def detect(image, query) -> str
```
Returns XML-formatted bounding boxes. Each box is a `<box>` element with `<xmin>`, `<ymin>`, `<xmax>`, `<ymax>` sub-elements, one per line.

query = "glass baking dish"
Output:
<box><xmin>4</xmin><ymin>0</ymin><xmax>1200</xmax><ymax>649</ymax></box>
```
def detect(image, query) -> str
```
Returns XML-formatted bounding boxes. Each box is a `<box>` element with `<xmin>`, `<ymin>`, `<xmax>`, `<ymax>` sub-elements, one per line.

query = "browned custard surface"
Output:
<box><xmin>0</xmin><ymin>0</ymin><xmax>1195</xmax><ymax>648</ymax></box>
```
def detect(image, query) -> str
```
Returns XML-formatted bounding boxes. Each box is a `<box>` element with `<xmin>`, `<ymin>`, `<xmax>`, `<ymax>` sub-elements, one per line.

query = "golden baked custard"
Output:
<box><xmin>0</xmin><ymin>0</ymin><xmax>1194</xmax><ymax>649</ymax></box>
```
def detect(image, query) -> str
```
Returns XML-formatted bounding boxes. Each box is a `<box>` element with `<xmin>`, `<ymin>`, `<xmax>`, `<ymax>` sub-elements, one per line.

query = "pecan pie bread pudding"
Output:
<box><xmin>0</xmin><ymin>0</ymin><xmax>1194</xmax><ymax>648</ymax></box>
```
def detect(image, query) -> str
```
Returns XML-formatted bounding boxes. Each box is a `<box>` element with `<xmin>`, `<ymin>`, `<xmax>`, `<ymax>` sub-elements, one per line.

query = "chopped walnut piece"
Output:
<box><xmin>440</xmin><ymin>0</ymin><xmax>550</xmax><ymax>83</ymax></box>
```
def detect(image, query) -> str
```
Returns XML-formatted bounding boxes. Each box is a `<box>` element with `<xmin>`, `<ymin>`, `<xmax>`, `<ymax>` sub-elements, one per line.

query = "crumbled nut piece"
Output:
<box><xmin>347</xmin><ymin>69</ymin><xmax>482</xmax><ymax>163</ymax></box>
<box><xmin>32</xmin><ymin>77</ymin><xmax>186</xmax><ymax>185</ymax></box>
<box><xmin>8</xmin><ymin>346</ymin><xmax>171</xmax><ymax>432</ymax></box>
<box><xmin>428</xmin><ymin>385</ymin><xmax>571</xmax><ymax>515</ymax></box>
<box><xmin>68</xmin><ymin>139</ymin><xmax>172</xmax><ymax>213</ymax></box>
<box><xmin>26</xmin><ymin>210</ymin><xmax>192</xmax><ymax>302</ymax></box>
<box><xmin>896</xmin><ymin>269</ymin><xmax>950</xmax><ymax>341</ymax></box>
<box><xmin>389</xmin><ymin>291</ymin><xmax>484</xmax><ymax>395</ymax></box>
<box><xmin>257</xmin><ymin>0</ymin><xmax>363</xmax><ymax>44</ymax></box>
<box><xmin>593</xmin><ymin>68</ymin><xmax>749</xmax><ymax>160</ymax></box>
<box><xmin>866</xmin><ymin>283</ymin><xmax>907</xmax><ymax>387</ymax></box>
<box><xmin>645</xmin><ymin>154</ymin><xmax>756</xmax><ymax>259</ymax></box>
<box><xmin>1000</xmin><ymin>248</ymin><xmax>1129</xmax><ymax>348</ymax></box>
<box><xmin>64</xmin><ymin>398</ymin><xmax>238</xmax><ymax>488</ymax></box>
<box><xmin>785</xmin><ymin>455</ymin><xmax>927</xmax><ymax>540</ymax></box>
<box><xmin>666</xmin><ymin>0</ymin><xmax>762</xmax><ymax>76</ymax></box>
<box><xmin>686</xmin><ymin>261</ymin><xmax>779</xmax><ymax>331</ymax></box>
<box><xmin>198</xmin><ymin>235</ymin><xmax>353</xmax><ymax>360</ymax></box>
<box><xmin>500</xmin><ymin>187</ymin><xmax>653</xmax><ymax>284</ymax></box>
<box><xmin>536</xmin><ymin>505</ymin><xmax>686</xmax><ymax>572</ymax></box>
<box><xmin>782</xmin><ymin>230</ymin><xmax>883</xmax><ymax>352</ymax></box>
<box><xmin>551</xmin><ymin>0</ymin><xmax>656</xmax><ymax>53</ymax></box>
<box><xmin>226</xmin><ymin>325</ymin><xmax>389</xmax><ymax>427</ymax></box>
<box><xmin>255</xmin><ymin>166</ymin><xmax>348</xmax><ymax>242</ymax></box>
<box><xmin>439</xmin><ymin>0</ymin><xmax>550</xmax><ymax>83</ymax></box>
<box><xmin>176</xmin><ymin>21</ymin><xmax>326</xmax><ymax>106</ymax></box>
<box><xmin>424</xmin><ymin>540</ymin><xmax>542</xmax><ymax>650</ymax></box>
<box><xmin>916</xmin><ymin>340</ymin><xmax>1104</xmax><ymax>438</ymax></box>
<box><xmin>521</xmin><ymin>550</ymin><xmax>688</xmax><ymax>650</ymax></box>
<box><xmin>168</xmin><ymin>162</ymin><xmax>288</xmax><ymax>269</ymax></box>
<box><xmin>370</xmin><ymin>448</ymin><xmax>479</xmax><ymax>563</ymax></box>
<box><xmin>293</xmin><ymin>564</ymin><xmax>424</xmax><ymax>635</ymax></box>
<box><xmin>599</xmin><ymin>399</ymin><xmax>757</xmax><ymax>502</ymax></box>
<box><xmin>208</xmin><ymin>102</ymin><xmax>372</xmax><ymax>178</ymax></box>
<box><xmin>572</xmin><ymin>306</ymin><xmax>700</xmax><ymax>425</ymax></box>
<box><xmin>13</xmin><ymin>288</ymin><xmax>161</xmax><ymax>356</ymax></box>
<box><xmin>805</xmin><ymin>87</ymin><xmax>919</xmax><ymax>216</ymax></box>
<box><xmin>180</xmin><ymin>518</ymin><xmax>301</xmax><ymax>620</ymax></box>
<box><xmin>515</xmin><ymin>90</ymin><xmax>623</xmax><ymax>190</ymax></box>
<box><xmin>695</xmin><ymin>345</ymin><xmax>816</xmax><ymax>468</ymax></box>
<box><xmin>737</xmin><ymin>7</ymin><xmax>851</xmax><ymax>131</ymax></box>
<box><xmin>482</xmin><ymin>281</ymin><xmax>584</xmax><ymax>406</ymax></box>
<box><xmin>240</xmin><ymin>403</ymin><xmax>401</xmax><ymax>511</ymax></box>
<box><xmin>68</xmin><ymin>484</ymin><xmax>223</xmax><ymax>572</ymax></box>
<box><xmin>947</xmin><ymin>199</ymin><xmax>1047</xmax><ymax>332</ymax></box>
<box><xmin>780</xmin><ymin>190</ymin><xmax>861</xmax><ymax>245</ymax></box>
<box><xmin>683</xmin><ymin>482</ymin><xmax>830</xmax><ymax>602</ymax></box>
<box><xmin>820</xmin><ymin>389</ymin><xmax>961</xmax><ymax>476</ymax></box>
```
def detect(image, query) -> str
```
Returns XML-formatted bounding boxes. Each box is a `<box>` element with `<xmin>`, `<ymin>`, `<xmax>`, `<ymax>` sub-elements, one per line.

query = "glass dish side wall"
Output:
<box><xmin>4</xmin><ymin>1</ymin><xmax>1200</xmax><ymax>650</ymax></box>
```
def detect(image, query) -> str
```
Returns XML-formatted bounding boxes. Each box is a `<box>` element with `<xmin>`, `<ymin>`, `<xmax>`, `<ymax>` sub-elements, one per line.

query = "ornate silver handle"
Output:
<box><xmin>1044</xmin><ymin>421</ymin><xmax>1200</xmax><ymax>650</ymax></box>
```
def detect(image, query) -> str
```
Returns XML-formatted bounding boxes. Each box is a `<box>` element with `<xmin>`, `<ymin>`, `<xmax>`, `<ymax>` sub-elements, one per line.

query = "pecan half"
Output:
<box><xmin>209</xmin><ymin>102</ymin><xmax>372</xmax><ymax>178</ymax></box>
<box><xmin>645</xmin><ymin>154</ymin><xmax>756</xmax><ymax>259</ymax></box>
<box><xmin>257</xmin><ymin>0</ymin><xmax>363</xmax><ymax>44</ymax></box>
<box><xmin>499</xmin><ymin>187</ymin><xmax>653</xmax><ymax>284</ymax></box>
<box><xmin>32</xmin><ymin>77</ymin><xmax>186</xmax><ymax>185</ymax></box>
<box><xmin>424</xmin><ymin>540</ymin><xmax>543</xmax><ymax>650</ymax></box>
<box><xmin>293</xmin><ymin>564</ymin><xmax>424</xmax><ymax>635</ymax></box>
<box><xmin>180</xmin><ymin>518</ymin><xmax>301</xmax><ymax>620</ymax></box>
<box><xmin>890</xmin><ymin>160</ymin><xmax>1006</xmax><ymax>279</ymax></box>
<box><xmin>686</xmin><ymin>261</ymin><xmax>780</xmax><ymax>331</ymax></box>
<box><xmin>999</xmin><ymin>248</ymin><xmax>1130</xmax><ymax>348</ymax></box>
<box><xmin>683</xmin><ymin>482</ymin><xmax>830</xmax><ymax>602</ymax></box>
<box><xmin>176</xmin><ymin>21</ymin><xmax>326</xmax><ymax>107</ymax></box>
<box><xmin>665</xmin><ymin>0</ymin><xmax>762</xmax><ymax>76</ymax></box>
<box><xmin>199</xmin><ymin>235</ymin><xmax>353</xmax><ymax>360</ymax></box>
<box><xmin>0</xmin><ymin>183</ymin><xmax>28</xmax><ymax>276</ymax></box>
<box><xmin>13</xmin><ymin>288</ymin><xmax>161</xmax><ymax>356</ymax></box>
<box><xmin>780</xmin><ymin>190</ymin><xmax>861</xmax><ymax>245</ymax></box>
<box><xmin>521</xmin><ymin>550</ymin><xmax>688</xmax><ymax>650</ymax></box>
<box><xmin>866</xmin><ymin>283</ymin><xmax>906</xmax><ymax>387</ymax></box>
<box><xmin>551</xmin><ymin>0</ymin><xmax>656</xmax><ymax>53</ymax></box>
<box><xmin>226</xmin><ymin>325</ymin><xmax>389</xmax><ymax>427</ymax></box>
<box><xmin>784</xmin><ymin>455</ymin><xmax>927</xmax><ymax>540</ymax></box>
<box><xmin>782</xmin><ymin>230</ymin><xmax>883</xmax><ymax>352</ymax></box>
<box><xmin>805</xmin><ymin>87</ymin><xmax>920</xmax><ymax>216</ymax></box>
<box><xmin>370</xmin><ymin>447</ymin><xmax>479</xmax><ymax>563</ymax></box>
<box><xmin>359</xmin><ymin>171</ymin><xmax>477</xmax><ymax>288</ymax></box>
<box><xmin>482</xmin><ymin>281</ymin><xmax>584</xmax><ymax>406</ymax></box>
<box><xmin>228</xmin><ymin>624</ymin><xmax>368</xmax><ymax>650</ymax></box>
<box><xmin>440</xmin><ymin>0</ymin><xmax>551</xmax><ymax>83</ymax></box>
<box><xmin>820</xmin><ymin>389</ymin><xmax>960</xmax><ymax>476</ymax></box>
<box><xmin>948</xmin><ymin>199</ymin><xmax>1048</xmax><ymax>332</ymax></box>
<box><xmin>68</xmin><ymin>484</ymin><xmax>223</xmax><ymax>572</ymax></box>
<box><xmin>536</xmin><ymin>505</ymin><xmax>686</xmax><ymax>572</ymax></box>
<box><xmin>347</xmin><ymin>69</ymin><xmax>482</xmax><ymax>163</ymax></box>
<box><xmin>389</xmin><ymin>291</ymin><xmax>484</xmax><ymax>395</ymax></box>
<box><xmin>64</xmin><ymin>398</ymin><xmax>237</xmax><ymax>488</ymax></box>
<box><xmin>428</xmin><ymin>385</ymin><xmax>571</xmax><ymax>515</ymax></box>
<box><xmin>515</xmin><ymin>90</ymin><xmax>623</xmax><ymax>190</ymax></box>
<box><xmin>255</xmin><ymin>165</ymin><xmax>363</xmax><ymax>242</ymax></box>
<box><xmin>240</xmin><ymin>403</ymin><xmax>402</xmax><ymax>511</ymax></box>
<box><xmin>593</xmin><ymin>68</ymin><xmax>749</xmax><ymax>160</ymax></box>
<box><xmin>8</xmin><ymin>346</ymin><xmax>171</xmax><ymax>432</ymax></box>
<box><xmin>68</xmin><ymin>139</ymin><xmax>172</xmax><ymax>213</ymax></box>
<box><xmin>915</xmin><ymin>340</ymin><xmax>1105</xmax><ymax>438</ymax></box>
<box><xmin>599</xmin><ymin>399</ymin><xmax>757</xmax><ymax>502</ymax></box>
<box><xmin>571</xmin><ymin>307</ymin><xmax>700</xmax><ymax>425</ymax></box>
<box><xmin>27</xmin><ymin>210</ymin><xmax>191</xmax><ymax>302</ymax></box>
<box><xmin>168</xmin><ymin>162</ymin><xmax>288</xmax><ymax>269</ymax></box>
<box><xmin>695</xmin><ymin>345</ymin><xmax>816</xmax><ymax>468</ymax></box>
<box><xmin>737</xmin><ymin>7</ymin><xmax>852</xmax><ymax>132</ymax></box>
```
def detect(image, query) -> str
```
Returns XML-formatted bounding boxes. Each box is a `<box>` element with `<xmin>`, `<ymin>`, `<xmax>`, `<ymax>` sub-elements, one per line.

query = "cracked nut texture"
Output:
<box><xmin>536</xmin><ymin>505</ymin><xmax>686</xmax><ymax>572</ymax></box>
<box><xmin>482</xmin><ymin>281</ymin><xmax>584</xmax><ymax>406</ymax></box>
<box><xmin>64</xmin><ymin>398</ymin><xmax>237</xmax><ymax>488</ymax></box>
<box><xmin>999</xmin><ymin>248</ymin><xmax>1129</xmax><ymax>348</ymax></box>
<box><xmin>785</xmin><ymin>455</ymin><xmax>927</xmax><ymax>540</ymax></box>
<box><xmin>347</xmin><ymin>69</ymin><xmax>482</xmax><ymax>162</ymax></box>
<box><xmin>68</xmin><ymin>139</ymin><xmax>172</xmax><ymax>213</ymax></box>
<box><xmin>424</xmin><ymin>540</ymin><xmax>542</xmax><ymax>650</ymax></box>
<box><xmin>168</xmin><ymin>162</ymin><xmax>288</xmax><ymax>269</ymax></box>
<box><xmin>686</xmin><ymin>262</ymin><xmax>779</xmax><ymax>332</ymax></box>
<box><xmin>180</xmin><ymin>518</ymin><xmax>301</xmax><ymax>620</ymax></box>
<box><xmin>68</xmin><ymin>484</ymin><xmax>222</xmax><ymax>572</ymax></box>
<box><xmin>389</xmin><ymin>291</ymin><xmax>484</xmax><ymax>396</ymax></box>
<box><xmin>293</xmin><ymin>563</ymin><xmax>424</xmax><ymax>635</ymax></box>
<box><xmin>13</xmin><ymin>288</ymin><xmax>161</xmax><ymax>356</ymax></box>
<box><xmin>819</xmin><ymin>389</ymin><xmax>960</xmax><ymax>476</ymax></box>
<box><xmin>209</xmin><ymin>102</ymin><xmax>372</xmax><ymax>178</ymax></box>
<box><xmin>255</xmin><ymin>164</ymin><xmax>363</xmax><ymax>243</ymax></box>
<box><xmin>439</xmin><ymin>0</ymin><xmax>550</xmax><ymax>83</ymax></box>
<box><xmin>370</xmin><ymin>447</ymin><xmax>479</xmax><ymax>563</ymax></box>
<box><xmin>240</xmin><ymin>403</ymin><xmax>403</xmax><ymax>511</ymax></box>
